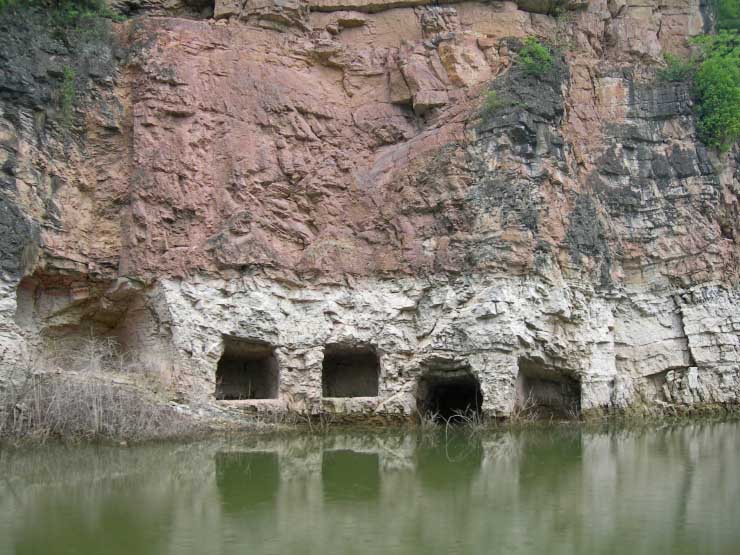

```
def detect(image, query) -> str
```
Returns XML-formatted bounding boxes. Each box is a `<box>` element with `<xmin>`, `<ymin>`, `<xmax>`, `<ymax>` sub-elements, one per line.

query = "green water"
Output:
<box><xmin>2</xmin><ymin>421</ymin><xmax>739</xmax><ymax>555</ymax></box>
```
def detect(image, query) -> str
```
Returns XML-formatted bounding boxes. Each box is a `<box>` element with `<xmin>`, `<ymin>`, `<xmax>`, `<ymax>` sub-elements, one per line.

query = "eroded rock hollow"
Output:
<box><xmin>1</xmin><ymin>0</ymin><xmax>738</xmax><ymax>419</ymax></box>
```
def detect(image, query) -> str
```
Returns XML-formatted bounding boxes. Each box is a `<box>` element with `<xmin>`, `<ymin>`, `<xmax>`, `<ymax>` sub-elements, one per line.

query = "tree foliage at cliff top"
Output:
<box><xmin>693</xmin><ymin>42</ymin><xmax>740</xmax><ymax>151</ymax></box>
<box><xmin>714</xmin><ymin>0</ymin><xmax>740</xmax><ymax>31</ymax></box>
<box><xmin>688</xmin><ymin>1</ymin><xmax>740</xmax><ymax>152</ymax></box>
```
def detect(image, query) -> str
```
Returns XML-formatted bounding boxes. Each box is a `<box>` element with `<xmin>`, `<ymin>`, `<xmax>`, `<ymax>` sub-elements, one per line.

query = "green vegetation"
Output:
<box><xmin>655</xmin><ymin>3</ymin><xmax>740</xmax><ymax>152</ymax></box>
<box><xmin>0</xmin><ymin>0</ymin><xmax>123</xmax><ymax>47</ymax></box>
<box><xmin>481</xmin><ymin>91</ymin><xmax>505</xmax><ymax>116</ymax></box>
<box><xmin>0</xmin><ymin>1</ymin><xmax>124</xmax><ymax>134</ymax></box>
<box><xmin>0</xmin><ymin>0</ymin><xmax>124</xmax><ymax>23</ymax></box>
<box><xmin>657</xmin><ymin>53</ymin><xmax>697</xmax><ymax>82</ymax></box>
<box><xmin>692</xmin><ymin>32</ymin><xmax>740</xmax><ymax>151</ymax></box>
<box><xmin>59</xmin><ymin>65</ymin><xmax>76</xmax><ymax>129</ymax></box>
<box><xmin>479</xmin><ymin>90</ymin><xmax>526</xmax><ymax>120</ymax></box>
<box><xmin>517</xmin><ymin>37</ymin><xmax>554</xmax><ymax>76</ymax></box>
<box><xmin>714</xmin><ymin>0</ymin><xmax>740</xmax><ymax>31</ymax></box>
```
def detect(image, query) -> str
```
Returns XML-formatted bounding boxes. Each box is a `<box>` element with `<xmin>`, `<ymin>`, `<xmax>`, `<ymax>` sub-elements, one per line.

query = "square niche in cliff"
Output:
<box><xmin>516</xmin><ymin>358</ymin><xmax>581</xmax><ymax>418</ymax></box>
<box><xmin>216</xmin><ymin>338</ymin><xmax>279</xmax><ymax>400</ymax></box>
<box><xmin>322</xmin><ymin>345</ymin><xmax>380</xmax><ymax>398</ymax></box>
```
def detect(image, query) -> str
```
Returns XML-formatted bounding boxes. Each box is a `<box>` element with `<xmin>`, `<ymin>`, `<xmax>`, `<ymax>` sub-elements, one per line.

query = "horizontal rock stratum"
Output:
<box><xmin>0</xmin><ymin>0</ymin><xmax>738</xmax><ymax>419</ymax></box>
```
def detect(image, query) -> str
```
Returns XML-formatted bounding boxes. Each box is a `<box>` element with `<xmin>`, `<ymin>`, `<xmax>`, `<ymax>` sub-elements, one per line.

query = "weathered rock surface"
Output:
<box><xmin>0</xmin><ymin>0</ymin><xmax>738</xmax><ymax>418</ymax></box>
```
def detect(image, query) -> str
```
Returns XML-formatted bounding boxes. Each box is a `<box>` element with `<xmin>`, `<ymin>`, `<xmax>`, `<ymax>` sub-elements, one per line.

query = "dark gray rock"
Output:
<box><xmin>0</xmin><ymin>5</ymin><xmax>119</xmax><ymax>135</ymax></box>
<box><xmin>669</xmin><ymin>146</ymin><xmax>699</xmax><ymax>179</ymax></box>
<box><xmin>0</xmin><ymin>193</ymin><xmax>39</xmax><ymax>280</ymax></box>
<box><xmin>564</xmin><ymin>195</ymin><xmax>612</xmax><ymax>285</ymax></box>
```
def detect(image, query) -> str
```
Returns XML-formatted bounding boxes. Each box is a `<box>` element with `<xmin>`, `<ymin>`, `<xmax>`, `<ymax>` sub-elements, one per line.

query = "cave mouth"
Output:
<box><xmin>516</xmin><ymin>358</ymin><xmax>581</xmax><ymax>419</ymax></box>
<box><xmin>417</xmin><ymin>371</ymin><xmax>483</xmax><ymax>423</ymax></box>
<box><xmin>215</xmin><ymin>337</ymin><xmax>279</xmax><ymax>400</ymax></box>
<box><xmin>322</xmin><ymin>344</ymin><xmax>380</xmax><ymax>398</ymax></box>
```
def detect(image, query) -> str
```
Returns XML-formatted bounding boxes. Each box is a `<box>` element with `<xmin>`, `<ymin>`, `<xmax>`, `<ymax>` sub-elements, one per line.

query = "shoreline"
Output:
<box><xmin>3</xmin><ymin>402</ymin><xmax>738</xmax><ymax>447</ymax></box>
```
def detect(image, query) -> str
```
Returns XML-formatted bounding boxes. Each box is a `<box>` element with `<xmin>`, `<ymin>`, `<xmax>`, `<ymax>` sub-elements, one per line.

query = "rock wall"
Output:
<box><xmin>148</xmin><ymin>273</ymin><xmax>739</xmax><ymax>415</ymax></box>
<box><xmin>0</xmin><ymin>0</ymin><xmax>738</xmax><ymax>417</ymax></box>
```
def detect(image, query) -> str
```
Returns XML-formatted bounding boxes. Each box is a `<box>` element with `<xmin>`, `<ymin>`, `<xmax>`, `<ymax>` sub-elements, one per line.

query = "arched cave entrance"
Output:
<box><xmin>416</xmin><ymin>370</ymin><xmax>483</xmax><ymax>423</ymax></box>
<box><xmin>516</xmin><ymin>358</ymin><xmax>581</xmax><ymax>419</ymax></box>
<box><xmin>215</xmin><ymin>337</ymin><xmax>279</xmax><ymax>400</ymax></box>
<box><xmin>322</xmin><ymin>344</ymin><xmax>380</xmax><ymax>398</ymax></box>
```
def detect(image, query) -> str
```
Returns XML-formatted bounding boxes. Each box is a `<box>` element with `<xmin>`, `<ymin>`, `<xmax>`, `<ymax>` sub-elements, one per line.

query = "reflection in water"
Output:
<box><xmin>517</xmin><ymin>429</ymin><xmax>583</xmax><ymax>496</ymax></box>
<box><xmin>215</xmin><ymin>451</ymin><xmax>279</xmax><ymax>514</ymax></box>
<box><xmin>12</xmin><ymin>488</ymin><xmax>175</xmax><ymax>555</ymax></box>
<box><xmin>1</xmin><ymin>421</ymin><xmax>739</xmax><ymax>555</ymax></box>
<box><xmin>322</xmin><ymin>450</ymin><xmax>379</xmax><ymax>502</ymax></box>
<box><xmin>416</xmin><ymin>435</ymin><xmax>483</xmax><ymax>491</ymax></box>
<box><xmin>0</xmin><ymin>445</ymin><xmax>181</xmax><ymax>555</ymax></box>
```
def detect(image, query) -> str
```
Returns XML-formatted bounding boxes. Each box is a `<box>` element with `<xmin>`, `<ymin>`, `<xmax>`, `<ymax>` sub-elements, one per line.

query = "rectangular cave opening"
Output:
<box><xmin>215</xmin><ymin>337</ymin><xmax>279</xmax><ymax>400</ymax></box>
<box><xmin>516</xmin><ymin>358</ymin><xmax>581</xmax><ymax>419</ymax></box>
<box><xmin>321</xmin><ymin>344</ymin><xmax>379</xmax><ymax>398</ymax></box>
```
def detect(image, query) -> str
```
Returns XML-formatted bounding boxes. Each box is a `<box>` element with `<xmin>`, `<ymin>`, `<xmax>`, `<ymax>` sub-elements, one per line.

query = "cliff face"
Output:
<box><xmin>1</xmin><ymin>0</ymin><xmax>739</xmax><ymax>417</ymax></box>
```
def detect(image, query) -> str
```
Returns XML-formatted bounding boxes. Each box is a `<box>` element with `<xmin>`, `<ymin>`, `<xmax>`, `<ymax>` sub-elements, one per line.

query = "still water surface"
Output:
<box><xmin>1</xmin><ymin>421</ymin><xmax>739</xmax><ymax>555</ymax></box>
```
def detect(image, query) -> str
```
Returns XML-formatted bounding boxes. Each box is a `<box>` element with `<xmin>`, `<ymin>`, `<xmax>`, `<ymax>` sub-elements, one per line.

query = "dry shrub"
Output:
<box><xmin>510</xmin><ymin>391</ymin><xmax>581</xmax><ymax>423</ymax></box>
<box><xmin>1</xmin><ymin>374</ymin><xmax>195</xmax><ymax>442</ymax></box>
<box><xmin>0</xmin><ymin>338</ymin><xmax>197</xmax><ymax>443</ymax></box>
<box><xmin>416</xmin><ymin>409</ymin><xmax>439</xmax><ymax>433</ymax></box>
